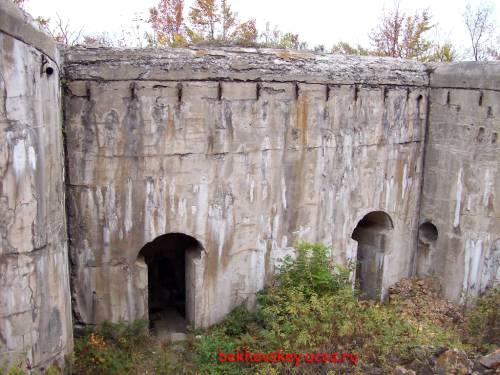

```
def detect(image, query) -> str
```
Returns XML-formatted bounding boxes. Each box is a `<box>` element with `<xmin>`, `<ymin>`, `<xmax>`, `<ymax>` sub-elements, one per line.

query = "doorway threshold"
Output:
<box><xmin>150</xmin><ymin>307</ymin><xmax>188</xmax><ymax>343</ymax></box>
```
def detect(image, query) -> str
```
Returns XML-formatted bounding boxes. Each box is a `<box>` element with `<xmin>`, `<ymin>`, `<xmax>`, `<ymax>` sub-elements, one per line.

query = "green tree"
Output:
<box><xmin>279</xmin><ymin>32</ymin><xmax>301</xmax><ymax>49</ymax></box>
<box><xmin>400</xmin><ymin>10</ymin><xmax>433</xmax><ymax>59</ymax></box>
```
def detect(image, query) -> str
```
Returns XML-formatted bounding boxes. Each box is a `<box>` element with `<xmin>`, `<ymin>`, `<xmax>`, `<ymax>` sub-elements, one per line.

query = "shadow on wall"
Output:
<box><xmin>137</xmin><ymin>233</ymin><xmax>203</xmax><ymax>330</ymax></box>
<box><xmin>352</xmin><ymin>211</ymin><xmax>394</xmax><ymax>301</ymax></box>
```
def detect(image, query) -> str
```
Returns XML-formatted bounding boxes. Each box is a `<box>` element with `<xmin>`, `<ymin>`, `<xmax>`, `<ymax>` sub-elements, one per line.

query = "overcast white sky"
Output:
<box><xmin>24</xmin><ymin>0</ymin><xmax>499</xmax><ymax>55</ymax></box>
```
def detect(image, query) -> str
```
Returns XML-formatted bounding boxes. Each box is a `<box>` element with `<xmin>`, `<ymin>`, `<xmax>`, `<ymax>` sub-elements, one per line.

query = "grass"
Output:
<box><xmin>2</xmin><ymin>242</ymin><xmax>498</xmax><ymax>374</ymax></box>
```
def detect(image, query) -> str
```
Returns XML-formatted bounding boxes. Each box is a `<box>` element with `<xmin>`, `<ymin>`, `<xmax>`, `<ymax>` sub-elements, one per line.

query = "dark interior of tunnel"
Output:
<box><xmin>353</xmin><ymin>211</ymin><xmax>394</xmax><ymax>233</ymax></box>
<box><xmin>149</xmin><ymin>247</ymin><xmax>186</xmax><ymax>316</ymax></box>
<box><xmin>138</xmin><ymin>233</ymin><xmax>202</xmax><ymax>325</ymax></box>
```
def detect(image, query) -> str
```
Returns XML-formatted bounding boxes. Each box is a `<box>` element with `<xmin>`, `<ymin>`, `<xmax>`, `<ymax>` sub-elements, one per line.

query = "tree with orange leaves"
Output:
<box><xmin>233</xmin><ymin>19</ymin><xmax>257</xmax><ymax>45</ymax></box>
<box><xmin>189</xmin><ymin>0</ymin><xmax>219</xmax><ymax>41</ymax></box>
<box><xmin>148</xmin><ymin>0</ymin><xmax>186</xmax><ymax>46</ymax></box>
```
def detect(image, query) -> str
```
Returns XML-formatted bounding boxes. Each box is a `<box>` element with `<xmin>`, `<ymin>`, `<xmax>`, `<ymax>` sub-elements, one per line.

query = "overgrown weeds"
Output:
<box><xmin>4</xmin><ymin>242</ymin><xmax>496</xmax><ymax>374</ymax></box>
<box><xmin>190</xmin><ymin>242</ymin><xmax>490</xmax><ymax>374</ymax></box>
<box><xmin>72</xmin><ymin>319</ymin><xmax>152</xmax><ymax>374</ymax></box>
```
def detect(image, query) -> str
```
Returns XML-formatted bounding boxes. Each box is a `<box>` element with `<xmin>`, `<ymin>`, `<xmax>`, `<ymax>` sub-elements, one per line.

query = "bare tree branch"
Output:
<box><xmin>463</xmin><ymin>2</ymin><xmax>495</xmax><ymax>61</ymax></box>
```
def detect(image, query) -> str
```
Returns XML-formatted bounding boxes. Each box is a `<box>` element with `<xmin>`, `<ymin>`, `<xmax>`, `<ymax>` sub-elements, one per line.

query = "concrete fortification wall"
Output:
<box><xmin>62</xmin><ymin>47</ymin><xmax>429</xmax><ymax>326</ymax></box>
<box><xmin>0</xmin><ymin>0</ymin><xmax>73</xmax><ymax>371</ymax></box>
<box><xmin>418</xmin><ymin>63</ymin><xmax>500</xmax><ymax>304</ymax></box>
<box><xmin>1</xmin><ymin>0</ymin><xmax>499</xmax><ymax>369</ymax></box>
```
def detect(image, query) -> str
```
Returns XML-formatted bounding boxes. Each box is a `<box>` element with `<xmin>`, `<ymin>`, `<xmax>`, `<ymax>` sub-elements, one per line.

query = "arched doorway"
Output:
<box><xmin>138</xmin><ymin>233</ymin><xmax>203</xmax><ymax>337</ymax></box>
<box><xmin>351</xmin><ymin>211</ymin><xmax>393</xmax><ymax>300</ymax></box>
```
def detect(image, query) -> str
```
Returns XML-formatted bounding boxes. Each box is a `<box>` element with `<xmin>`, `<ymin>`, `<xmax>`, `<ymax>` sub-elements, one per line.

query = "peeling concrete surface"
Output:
<box><xmin>63</xmin><ymin>46</ymin><xmax>429</xmax><ymax>86</ymax></box>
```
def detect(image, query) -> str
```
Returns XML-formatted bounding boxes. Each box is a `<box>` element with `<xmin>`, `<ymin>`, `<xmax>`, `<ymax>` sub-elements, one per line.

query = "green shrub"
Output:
<box><xmin>219</xmin><ymin>305</ymin><xmax>258</xmax><ymax>337</ymax></box>
<box><xmin>45</xmin><ymin>364</ymin><xmax>62</xmax><ymax>375</ymax></box>
<box><xmin>191</xmin><ymin>242</ymin><xmax>355</xmax><ymax>373</ymax></box>
<box><xmin>194</xmin><ymin>242</ymin><xmax>467</xmax><ymax>373</ymax></box>
<box><xmin>253</xmin><ymin>242</ymin><xmax>353</xmax><ymax>351</ymax></box>
<box><xmin>194</xmin><ymin>329</ymin><xmax>242</xmax><ymax>375</ymax></box>
<box><xmin>276</xmin><ymin>242</ymin><xmax>351</xmax><ymax>297</ymax></box>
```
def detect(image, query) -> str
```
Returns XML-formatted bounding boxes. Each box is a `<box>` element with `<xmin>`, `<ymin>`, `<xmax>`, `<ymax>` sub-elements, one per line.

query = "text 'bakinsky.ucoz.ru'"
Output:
<box><xmin>218</xmin><ymin>350</ymin><xmax>359</xmax><ymax>367</ymax></box>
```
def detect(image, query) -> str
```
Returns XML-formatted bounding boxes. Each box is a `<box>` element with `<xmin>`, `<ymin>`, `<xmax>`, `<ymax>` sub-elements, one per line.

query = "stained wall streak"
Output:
<box><xmin>418</xmin><ymin>62</ymin><xmax>500</xmax><ymax>304</ymax></box>
<box><xmin>0</xmin><ymin>0</ymin><xmax>73</xmax><ymax>371</ymax></box>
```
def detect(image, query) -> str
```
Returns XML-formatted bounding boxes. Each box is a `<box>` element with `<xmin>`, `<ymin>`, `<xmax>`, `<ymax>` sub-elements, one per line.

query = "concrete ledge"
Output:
<box><xmin>0</xmin><ymin>0</ymin><xmax>59</xmax><ymax>63</ymax></box>
<box><xmin>430</xmin><ymin>62</ymin><xmax>500</xmax><ymax>91</ymax></box>
<box><xmin>62</xmin><ymin>46</ymin><xmax>429</xmax><ymax>86</ymax></box>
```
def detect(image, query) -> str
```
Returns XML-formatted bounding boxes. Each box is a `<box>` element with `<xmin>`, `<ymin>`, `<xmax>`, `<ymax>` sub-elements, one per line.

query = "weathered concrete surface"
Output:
<box><xmin>2</xmin><ymin>1</ymin><xmax>500</xmax><ymax>369</ymax></box>
<box><xmin>429</xmin><ymin>61</ymin><xmax>500</xmax><ymax>91</ymax></box>
<box><xmin>0</xmin><ymin>0</ymin><xmax>72</xmax><ymax>371</ymax></box>
<box><xmin>63</xmin><ymin>47</ymin><xmax>428</xmax><ymax>326</ymax></box>
<box><xmin>418</xmin><ymin>63</ymin><xmax>500</xmax><ymax>304</ymax></box>
<box><xmin>63</xmin><ymin>46</ymin><xmax>429</xmax><ymax>86</ymax></box>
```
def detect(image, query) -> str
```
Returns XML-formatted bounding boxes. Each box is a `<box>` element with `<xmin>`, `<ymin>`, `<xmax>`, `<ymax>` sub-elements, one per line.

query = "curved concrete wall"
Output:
<box><xmin>0</xmin><ymin>0</ymin><xmax>72</xmax><ymax>370</ymax></box>
<box><xmin>63</xmin><ymin>47</ymin><xmax>428</xmax><ymax>326</ymax></box>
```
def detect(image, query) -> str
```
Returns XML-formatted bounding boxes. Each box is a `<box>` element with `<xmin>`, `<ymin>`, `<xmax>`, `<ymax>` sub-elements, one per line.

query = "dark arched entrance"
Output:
<box><xmin>138</xmin><ymin>233</ymin><xmax>202</xmax><ymax>335</ymax></box>
<box><xmin>352</xmin><ymin>211</ymin><xmax>393</xmax><ymax>300</ymax></box>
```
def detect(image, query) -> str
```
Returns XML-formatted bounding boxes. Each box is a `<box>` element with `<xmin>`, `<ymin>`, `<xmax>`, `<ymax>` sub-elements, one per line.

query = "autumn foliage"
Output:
<box><xmin>370</xmin><ymin>6</ymin><xmax>433</xmax><ymax>59</ymax></box>
<box><xmin>148</xmin><ymin>0</ymin><xmax>185</xmax><ymax>46</ymax></box>
<box><xmin>11</xmin><ymin>0</ymin><xmax>498</xmax><ymax>61</ymax></box>
<box><xmin>148</xmin><ymin>0</ymin><xmax>258</xmax><ymax>47</ymax></box>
